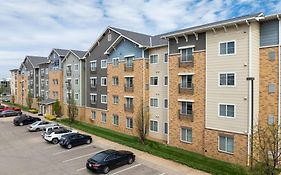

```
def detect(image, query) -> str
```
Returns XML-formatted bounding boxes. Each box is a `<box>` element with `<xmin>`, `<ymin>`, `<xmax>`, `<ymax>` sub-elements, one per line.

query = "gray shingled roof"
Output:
<box><xmin>110</xmin><ymin>27</ymin><xmax>167</xmax><ymax>47</ymax></box>
<box><xmin>39</xmin><ymin>98</ymin><xmax>56</xmax><ymax>105</ymax></box>
<box><xmin>160</xmin><ymin>12</ymin><xmax>263</xmax><ymax>37</ymax></box>
<box><xmin>54</xmin><ymin>48</ymin><xmax>70</xmax><ymax>56</ymax></box>
<box><xmin>26</xmin><ymin>56</ymin><xmax>48</xmax><ymax>68</ymax></box>
<box><xmin>71</xmin><ymin>50</ymin><xmax>87</xmax><ymax>58</ymax></box>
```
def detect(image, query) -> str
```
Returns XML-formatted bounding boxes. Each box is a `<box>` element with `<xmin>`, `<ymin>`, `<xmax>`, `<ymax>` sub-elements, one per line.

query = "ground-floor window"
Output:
<box><xmin>181</xmin><ymin>127</ymin><xmax>192</xmax><ymax>143</ymax></box>
<box><xmin>126</xmin><ymin>117</ymin><xmax>133</xmax><ymax>129</ymax></box>
<box><xmin>91</xmin><ymin>111</ymin><xmax>96</xmax><ymax>120</ymax></box>
<box><xmin>164</xmin><ymin>122</ymin><xmax>168</xmax><ymax>134</ymax></box>
<box><xmin>150</xmin><ymin>120</ymin><xmax>158</xmax><ymax>132</ymax></box>
<box><xmin>218</xmin><ymin>135</ymin><xmax>234</xmax><ymax>153</ymax></box>
<box><xmin>101</xmin><ymin>112</ymin><xmax>106</xmax><ymax>123</ymax></box>
<box><xmin>112</xmin><ymin>114</ymin><xmax>119</xmax><ymax>126</ymax></box>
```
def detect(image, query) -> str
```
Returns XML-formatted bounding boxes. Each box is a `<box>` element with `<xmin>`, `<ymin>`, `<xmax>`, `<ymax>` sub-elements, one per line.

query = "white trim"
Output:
<box><xmin>218</xmin><ymin>103</ymin><xmax>236</xmax><ymax>118</ymax></box>
<box><xmin>218</xmin><ymin>72</ymin><xmax>236</xmax><ymax>87</ymax></box>
<box><xmin>101</xmin><ymin>59</ymin><xmax>107</xmax><ymax>69</ymax></box>
<box><xmin>178</xmin><ymin>99</ymin><xmax>194</xmax><ymax>102</ymax></box>
<box><xmin>150</xmin><ymin>97</ymin><xmax>159</xmax><ymax>108</ymax></box>
<box><xmin>260</xmin><ymin>44</ymin><xmax>279</xmax><ymax>49</ymax></box>
<box><xmin>218</xmin><ymin>40</ymin><xmax>236</xmax><ymax>56</ymax></box>
<box><xmin>101</xmin><ymin>77</ymin><xmax>107</xmax><ymax>86</ymax></box>
<box><xmin>149</xmin><ymin>54</ymin><xmax>159</xmax><ymax>64</ymax></box>
<box><xmin>180</xmin><ymin>127</ymin><xmax>192</xmax><ymax>144</ymax></box>
<box><xmin>124</xmin><ymin>96</ymin><xmax>134</xmax><ymax>98</ymax></box>
<box><xmin>150</xmin><ymin>76</ymin><xmax>159</xmax><ymax>86</ymax></box>
<box><xmin>112</xmin><ymin>114</ymin><xmax>119</xmax><ymax>126</ymax></box>
<box><xmin>124</xmin><ymin>75</ymin><xmax>134</xmax><ymax>78</ymax></box>
<box><xmin>112</xmin><ymin>57</ymin><xmax>119</xmax><ymax>67</ymax></box>
<box><xmin>247</xmin><ymin>24</ymin><xmax>252</xmax><ymax>166</ymax></box>
<box><xmin>178</xmin><ymin>45</ymin><xmax>195</xmax><ymax>50</ymax></box>
<box><xmin>124</xmin><ymin>54</ymin><xmax>135</xmax><ymax>58</ymax></box>
<box><xmin>218</xmin><ymin>135</ymin><xmax>234</xmax><ymax>154</ymax></box>
<box><xmin>178</xmin><ymin>72</ymin><xmax>195</xmax><ymax>76</ymax></box>
<box><xmin>89</xmin><ymin>93</ymin><xmax>97</xmax><ymax>95</ymax></box>
<box><xmin>206</xmin><ymin>126</ymin><xmax>247</xmax><ymax>135</ymax></box>
<box><xmin>149</xmin><ymin>119</ymin><xmax>159</xmax><ymax>133</ymax></box>
<box><xmin>126</xmin><ymin>117</ymin><xmax>133</xmax><ymax>129</ymax></box>
<box><xmin>101</xmin><ymin>94</ymin><xmax>107</xmax><ymax>104</ymax></box>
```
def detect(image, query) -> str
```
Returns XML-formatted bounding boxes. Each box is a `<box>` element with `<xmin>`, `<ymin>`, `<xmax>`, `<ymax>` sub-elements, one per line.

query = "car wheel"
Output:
<box><xmin>86</xmin><ymin>139</ymin><xmax>91</xmax><ymax>144</ymax></box>
<box><xmin>35</xmin><ymin>128</ymin><xmax>40</xmax><ymax>132</ymax></box>
<box><xmin>19</xmin><ymin>122</ymin><xmax>23</xmax><ymax>126</ymax></box>
<box><xmin>128</xmin><ymin>156</ymin><xmax>134</xmax><ymax>164</ymax></box>
<box><xmin>3</xmin><ymin>115</ymin><xmax>6</xmax><ymax>117</ymax></box>
<box><xmin>67</xmin><ymin>144</ymin><xmax>72</xmax><ymax>149</ymax></box>
<box><xmin>103</xmin><ymin>166</ymin><xmax>110</xmax><ymax>174</ymax></box>
<box><xmin>52</xmin><ymin>138</ymin><xmax>59</xmax><ymax>144</ymax></box>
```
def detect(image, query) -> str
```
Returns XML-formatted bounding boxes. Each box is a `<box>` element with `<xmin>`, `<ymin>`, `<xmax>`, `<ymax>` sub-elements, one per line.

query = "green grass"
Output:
<box><xmin>58</xmin><ymin>118</ymin><xmax>248</xmax><ymax>175</ymax></box>
<box><xmin>2</xmin><ymin>102</ymin><xmax>30</xmax><ymax>112</ymax></box>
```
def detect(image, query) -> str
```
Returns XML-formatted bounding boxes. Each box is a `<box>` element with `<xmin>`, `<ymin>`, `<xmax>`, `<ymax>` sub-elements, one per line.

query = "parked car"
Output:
<box><xmin>28</xmin><ymin>121</ymin><xmax>58</xmax><ymax>132</ymax></box>
<box><xmin>86</xmin><ymin>149</ymin><xmax>135</xmax><ymax>174</ymax></box>
<box><xmin>13</xmin><ymin>114</ymin><xmax>41</xmax><ymax>126</ymax></box>
<box><xmin>44</xmin><ymin>128</ymin><xmax>78</xmax><ymax>144</ymax></box>
<box><xmin>60</xmin><ymin>133</ymin><xmax>92</xmax><ymax>149</ymax></box>
<box><xmin>2</xmin><ymin>98</ymin><xmax>10</xmax><ymax>102</ymax></box>
<box><xmin>41</xmin><ymin>125</ymin><xmax>65</xmax><ymax>138</ymax></box>
<box><xmin>2</xmin><ymin>106</ymin><xmax>21</xmax><ymax>112</ymax></box>
<box><xmin>44</xmin><ymin>114</ymin><xmax>56</xmax><ymax>120</ymax></box>
<box><xmin>28</xmin><ymin>109</ymin><xmax>38</xmax><ymax>114</ymax></box>
<box><xmin>0</xmin><ymin>110</ymin><xmax>21</xmax><ymax>117</ymax></box>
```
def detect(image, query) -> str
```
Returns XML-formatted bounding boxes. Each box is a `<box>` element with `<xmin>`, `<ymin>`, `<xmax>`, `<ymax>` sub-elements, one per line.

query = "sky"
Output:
<box><xmin>0</xmin><ymin>0</ymin><xmax>280</xmax><ymax>78</ymax></box>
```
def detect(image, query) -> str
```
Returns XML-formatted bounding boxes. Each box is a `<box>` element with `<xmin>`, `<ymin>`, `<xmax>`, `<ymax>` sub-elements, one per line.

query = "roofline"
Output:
<box><xmin>25</xmin><ymin>56</ymin><xmax>35</xmax><ymax>68</ymax></box>
<box><xmin>108</xmin><ymin>27</ymin><xmax>144</xmax><ymax>47</ymax></box>
<box><xmin>10</xmin><ymin>69</ymin><xmax>19</xmax><ymax>72</ymax></box>
<box><xmin>262</xmin><ymin>13</ymin><xmax>281</xmax><ymax>21</ymax></box>
<box><xmin>161</xmin><ymin>12</ymin><xmax>264</xmax><ymax>38</ymax></box>
<box><xmin>147</xmin><ymin>43</ymin><xmax>168</xmax><ymax>49</ymax></box>
<box><xmin>62</xmin><ymin>50</ymin><xmax>83</xmax><ymax>63</ymax></box>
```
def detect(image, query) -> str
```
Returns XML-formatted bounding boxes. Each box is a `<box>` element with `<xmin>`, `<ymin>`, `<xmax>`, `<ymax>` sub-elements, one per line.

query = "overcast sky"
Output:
<box><xmin>0</xmin><ymin>0</ymin><xmax>280</xmax><ymax>78</ymax></box>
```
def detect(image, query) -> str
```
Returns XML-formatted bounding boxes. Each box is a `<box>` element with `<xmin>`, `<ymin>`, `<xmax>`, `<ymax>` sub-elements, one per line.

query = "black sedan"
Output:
<box><xmin>13</xmin><ymin>114</ymin><xmax>41</xmax><ymax>126</ymax></box>
<box><xmin>86</xmin><ymin>149</ymin><xmax>135</xmax><ymax>174</ymax></box>
<box><xmin>60</xmin><ymin>133</ymin><xmax>92</xmax><ymax>149</ymax></box>
<box><xmin>0</xmin><ymin>110</ymin><xmax>20</xmax><ymax>117</ymax></box>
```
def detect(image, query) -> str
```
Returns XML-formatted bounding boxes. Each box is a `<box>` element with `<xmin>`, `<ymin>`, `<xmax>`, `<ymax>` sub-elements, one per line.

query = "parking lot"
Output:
<box><xmin>0</xmin><ymin>116</ymin><xmax>204</xmax><ymax>175</ymax></box>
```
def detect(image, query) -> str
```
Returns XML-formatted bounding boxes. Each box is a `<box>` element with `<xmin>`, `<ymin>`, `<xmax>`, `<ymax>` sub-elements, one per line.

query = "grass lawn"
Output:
<box><xmin>58</xmin><ymin>118</ymin><xmax>248</xmax><ymax>175</ymax></box>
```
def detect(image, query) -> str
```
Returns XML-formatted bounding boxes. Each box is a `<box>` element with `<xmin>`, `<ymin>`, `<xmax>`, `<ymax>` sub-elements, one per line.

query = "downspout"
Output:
<box><xmin>247</xmin><ymin>22</ymin><xmax>252</xmax><ymax>167</ymax></box>
<box><xmin>142</xmin><ymin>48</ymin><xmax>147</xmax><ymax>134</ymax></box>
<box><xmin>278</xmin><ymin>16</ymin><xmax>281</xmax><ymax>157</ymax></box>
<box><xmin>167</xmin><ymin>38</ymin><xmax>170</xmax><ymax>145</ymax></box>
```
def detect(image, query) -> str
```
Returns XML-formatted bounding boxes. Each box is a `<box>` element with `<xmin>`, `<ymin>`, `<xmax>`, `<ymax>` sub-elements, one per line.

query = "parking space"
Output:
<box><xmin>0</xmin><ymin>117</ymin><xmax>173</xmax><ymax>175</ymax></box>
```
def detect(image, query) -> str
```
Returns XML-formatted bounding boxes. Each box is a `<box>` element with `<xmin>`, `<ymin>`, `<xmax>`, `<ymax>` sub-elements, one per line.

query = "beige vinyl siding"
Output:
<box><xmin>206</xmin><ymin>25</ymin><xmax>250</xmax><ymax>133</ymax></box>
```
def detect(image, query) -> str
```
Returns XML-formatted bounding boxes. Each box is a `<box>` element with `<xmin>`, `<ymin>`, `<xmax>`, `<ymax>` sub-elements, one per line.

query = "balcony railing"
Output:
<box><xmin>124</xmin><ymin>84</ymin><xmax>134</xmax><ymax>92</ymax></box>
<box><xmin>179</xmin><ymin>83</ymin><xmax>194</xmax><ymax>94</ymax></box>
<box><xmin>124</xmin><ymin>104</ymin><xmax>134</xmax><ymax>112</ymax></box>
<box><xmin>124</xmin><ymin>63</ymin><xmax>134</xmax><ymax>71</ymax></box>
<box><xmin>66</xmin><ymin>70</ymin><xmax>72</xmax><ymax>76</ymax></box>
<box><xmin>178</xmin><ymin>110</ymin><xmax>193</xmax><ymax>121</ymax></box>
<box><xmin>66</xmin><ymin>83</ymin><xmax>71</xmax><ymax>90</ymax></box>
<box><xmin>178</xmin><ymin>56</ymin><xmax>194</xmax><ymax>67</ymax></box>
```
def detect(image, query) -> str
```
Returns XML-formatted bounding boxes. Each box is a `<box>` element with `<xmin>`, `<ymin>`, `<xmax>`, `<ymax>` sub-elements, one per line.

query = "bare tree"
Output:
<box><xmin>67</xmin><ymin>91</ymin><xmax>78</xmax><ymax>123</ymax></box>
<box><xmin>136</xmin><ymin>102</ymin><xmax>149</xmax><ymax>144</ymax></box>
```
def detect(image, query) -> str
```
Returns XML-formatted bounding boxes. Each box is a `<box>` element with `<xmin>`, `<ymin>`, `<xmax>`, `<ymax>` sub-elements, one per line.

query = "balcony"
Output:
<box><xmin>124</xmin><ymin>64</ymin><xmax>134</xmax><ymax>72</ymax></box>
<box><xmin>124</xmin><ymin>104</ymin><xmax>134</xmax><ymax>113</ymax></box>
<box><xmin>178</xmin><ymin>110</ymin><xmax>193</xmax><ymax>121</ymax></box>
<box><xmin>66</xmin><ymin>70</ymin><xmax>72</xmax><ymax>76</ymax></box>
<box><xmin>124</xmin><ymin>84</ymin><xmax>134</xmax><ymax>92</ymax></box>
<box><xmin>66</xmin><ymin>83</ymin><xmax>71</xmax><ymax>90</ymax></box>
<box><xmin>178</xmin><ymin>56</ymin><xmax>194</xmax><ymax>67</ymax></box>
<box><xmin>179</xmin><ymin>83</ymin><xmax>194</xmax><ymax>94</ymax></box>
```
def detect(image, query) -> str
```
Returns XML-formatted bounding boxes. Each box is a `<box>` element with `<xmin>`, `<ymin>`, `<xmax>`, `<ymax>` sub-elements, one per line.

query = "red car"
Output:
<box><xmin>0</xmin><ymin>106</ymin><xmax>21</xmax><ymax>112</ymax></box>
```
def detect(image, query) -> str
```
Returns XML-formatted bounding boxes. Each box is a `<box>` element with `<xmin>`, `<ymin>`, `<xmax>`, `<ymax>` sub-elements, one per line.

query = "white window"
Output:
<box><xmin>108</xmin><ymin>33</ymin><xmax>112</xmax><ymax>41</ymax></box>
<box><xmin>219</xmin><ymin>73</ymin><xmax>235</xmax><ymax>86</ymax></box>
<box><xmin>150</xmin><ymin>55</ymin><xmax>158</xmax><ymax>64</ymax></box>
<box><xmin>220</xmin><ymin>41</ymin><xmax>235</xmax><ymax>55</ymax></box>
<box><xmin>46</xmin><ymin>80</ymin><xmax>48</xmax><ymax>86</ymax></box>
<box><xmin>126</xmin><ymin>117</ymin><xmax>133</xmax><ymax>129</ymax></box>
<box><xmin>181</xmin><ymin>75</ymin><xmax>193</xmax><ymax>88</ymax></box>
<box><xmin>91</xmin><ymin>111</ymin><xmax>96</xmax><ymax>120</ymax></box>
<box><xmin>112</xmin><ymin>115</ymin><xmax>119</xmax><ymax>126</ymax></box>
<box><xmin>90</xmin><ymin>61</ymin><xmax>97</xmax><ymax>71</ymax></box>
<box><xmin>180</xmin><ymin>48</ymin><xmax>193</xmax><ymax>62</ymax></box>
<box><xmin>164</xmin><ymin>122</ymin><xmax>168</xmax><ymax>134</ymax></box>
<box><xmin>101</xmin><ymin>60</ymin><xmax>107</xmax><ymax>69</ymax></box>
<box><xmin>164</xmin><ymin>53</ymin><xmax>168</xmax><ymax>63</ymax></box>
<box><xmin>41</xmin><ymin>68</ymin><xmax>45</xmax><ymax>75</ymax></box>
<box><xmin>75</xmin><ymin>79</ymin><xmax>79</xmax><ymax>85</ymax></box>
<box><xmin>164</xmin><ymin>99</ymin><xmax>168</xmax><ymax>109</ymax></box>
<box><xmin>101</xmin><ymin>95</ymin><xmax>107</xmax><ymax>104</ymax></box>
<box><xmin>112</xmin><ymin>58</ymin><xmax>119</xmax><ymax>67</ymax></box>
<box><xmin>74</xmin><ymin>64</ymin><xmax>79</xmax><ymax>71</ymax></box>
<box><xmin>101</xmin><ymin>77</ymin><xmax>107</xmax><ymax>86</ymax></box>
<box><xmin>164</xmin><ymin>76</ymin><xmax>168</xmax><ymax>86</ymax></box>
<box><xmin>74</xmin><ymin>93</ymin><xmax>79</xmax><ymax>100</ymax></box>
<box><xmin>113</xmin><ymin>95</ymin><xmax>119</xmax><ymax>104</ymax></box>
<box><xmin>45</xmin><ymin>91</ymin><xmax>49</xmax><ymax>98</ymax></box>
<box><xmin>150</xmin><ymin>76</ymin><xmax>158</xmax><ymax>86</ymax></box>
<box><xmin>45</xmin><ymin>68</ymin><xmax>48</xmax><ymax>74</ymax></box>
<box><xmin>219</xmin><ymin>135</ymin><xmax>234</xmax><ymax>153</ymax></box>
<box><xmin>150</xmin><ymin>98</ymin><xmax>159</xmax><ymax>107</ymax></box>
<box><xmin>181</xmin><ymin>127</ymin><xmax>192</xmax><ymax>143</ymax></box>
<box><xmin>219</xmin><ymin>104</ymin><xmax>235</xmax><ymax>117</ymax></box>
<box><xmin>180</xmin><ymin>102</ymin><xmax>193</xmax><ymax>115</ymax></box>
<box><xmin>90</xmin><ymin>93</ymin><xmax>97</xmax><ymax>104</ymax></box>
<box><xmin>101</xmin><ymin>112</ymin><xmax>107</xmax><ymax>123</ymax></box>
<box><xmin>112</xmin><ymin>76</ymin><xmax>119</xmax><ymax>85</ymax></box>
<box><xmin>150</xmin><ymin>120</ymin><xmax>158</xmax><ymax>132</ymax></box>
<box><xmin>90</xmin><ymin>77</ymin><xmax>97</xmax><ymax>88</ymax></box>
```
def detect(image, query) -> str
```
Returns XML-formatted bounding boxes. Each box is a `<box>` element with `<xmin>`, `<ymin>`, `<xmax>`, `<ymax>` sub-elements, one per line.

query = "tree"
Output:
<box><xmin>252</xmin><ymin>124</ymin><xmax>281</xmax><ymax>175</ymax></box>
<box><xmin>53</xmin><ymin>99</ymin><xmax>62</xmax><ymax>117</ymax></box>
<box><xmin>136</xmin><ymin>101</ymin><xmax>149</xmax><ymax>144</ymax></box>
<box><xmin>67</xmin><ymin>91</ymin><xmax>78</xmax><ymax>123</ymax></box>
<box><xmin>11</xmin><ymin>95</ymin><xmax>15</xmax><ymax>103</ymax></box>
<box><xmin>26</xmin><ymin>91</ymin><xmax>33</xmax><ymax>109</ymax></box>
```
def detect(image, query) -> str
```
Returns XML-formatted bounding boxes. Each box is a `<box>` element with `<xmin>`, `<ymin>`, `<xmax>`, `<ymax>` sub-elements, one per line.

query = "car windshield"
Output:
<box><xmin>31</xmin><ymin>121</ymin><xmax>40</xmax><ymax>126</ymax></box>
<box><xmin>91</xmin><ymin>153</ymin><xmax>108</xmax><ymax>162</ymax></box>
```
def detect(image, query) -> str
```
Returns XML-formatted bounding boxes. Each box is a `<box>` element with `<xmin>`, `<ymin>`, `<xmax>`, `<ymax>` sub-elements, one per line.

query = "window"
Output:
<box><xmin>125</xmin><ymin>56</ymin><xmax>134</xmax><ymax>67</ymax></box>
<box><xmin>150</xmin><ymin>98</ymin><xmax>159</xmax><ymax>107</ymax></box>
<box><xmin>150</xmin><ymin>77</ymin><xmax>158</xmax><ymax>86</ymax></box>
<box><xmin>125</xmin><ymin>97</ymin><xmax>133</xmax><ymax>108</ymax></box>
<box><xmin>46</xmin><ymin>80</ymin><xmax>48</xmax><ymax>86</ymax></box>
<box><xmin>112</xmin><ymin>76</ymin><xmax>119</xmax><ymax>85</ymax></box>
<box><xmin>91</xmin><ymin>111</ymin><xmax>96</xmax><ymax>120</ymax></box>
<box><xmin>220</xmin><ymin>41</ymin><xmax>235</xmax><ymax>55</ymax></box>
<box><xmin>150</xmin><ymin>55</ymin><xmax>158</xmax><ymax>64</ymax></box>
<box><xmin>164</xmin><ymin>122</ymin><xmax>168</xmax><ymax>134</ymax></box>
<box><xmin>181</xmin><ymin>75</ymin><xmax>193</xmax><ymax>88</ymax></box>
<box><xmin>219</xmin><ymin>104</ymin><xmax>235</xmax><ymax>117</ymax></box>
<box><xmin>126</xmin><ymin>117</ymin><xmax>133</xmax><ymax>129</ymax></box>
<box><xmin>219</xmin><ymin>73</ymin><xmax>235</xmax><ymax>86</ymax></box>
<box><xmin>90</xmin><ymin>61</ymin><xmax>97</xmax><ymax>71</ymax></box>
<box><xmin>75</xmin><ymin>79</ymin><xmax>79</xmax><ymax>85</ymax></box>
<box><xmin>112</xmin><ymin>115</ymin><xmax>119</xmax><ymax>126</ymax></box>
<box><xmin>108</xmin><ymin>33</ymin><xmax>112</xmax><ymax>41</ymax></box>
<box><xmin>164</xmin><ymin>53</ymin><xmax>168</xmax><ymax>63</ymax></box>
<box><xmin>74</xmin><ymin>64</ymin><xmax>79</xmax><ymax>71</ymax></box>
<box><xmin>181</xmin><ymin>102</ymin><xmax>193</xmax><ymax>115</ymax></box>
<box><xmin>164</xmin><ymin>76</ymin><xmax>168</xmax><ymax>86</ymax></box>
<box><xmin>113</xmin><ymin>58</ymin><xmax>119</xmax><ymax>67</ymax></box>
<box><xmin>53</xmin><ymin>79</ymin><xmax>58</xmax><ymax>85</ymax></box>
<box><xmin>90</xmin><ymin>77</ymin><xmax>97</xmax><ymax>88</ymax></box>
<box><xmin>101</xmin><ymin>112</ymin><xmax>107</xmax><ymax>123</ymax></box>
<box><xmin>150</xmin><ymin>120</ymin><xmax>158</xmax><ymax>132</ymax></box>
<box><xmin>101</xmin><ymin>77</ymin><xmax>107</xmax><ymax>86</ymax></box>
<box><xmin>66</xmin><ymin>65</ymin><xmax>71</xmax><ymax>75</ymax></box>
<box><xmin>101</xmin><ymin>60</ymin><xmax>107</xmax><ymax>69</ymax></box>
<box><xmin>45</xmin><ymin>68</ymin><xmax>48</xmax><ymax>74</ymax></box>
<box><xmin>219</xmin><ymin>135</ymin><xmax>234</xmax><ymax>153</ymax></box>
<box><xmin>181</xmin><ymin>48</ymin><xmax>193</xmax><ymax>62</ymax></box>
<box><xmin>74</xmin><ymin>93</ymin><xmax>79</xmax><ymax>100</ymax></box>
<box><xmin>125</xmin><ymin>77</ymin><xmax>133</xmax><ymax>87</ymax></box>
<box><xmin>90</xmin><ymin>93</ymin><xmax>97</xmax><ymax>104</ymax></box>
<box><xmin>113</xmin><ymin>95</ymin><xmax>119</xmax><ymax>104</ymax></box>
<box><xmin>101</xmin><ymin>95</ymin><xmax>107</xmax><ymax>104</ymax></box>
<box><xmin>164</xmin><ymin>99</ymin><xmax>168</xmax><ymax>109</ymax></box>
<box><xmin>181</xmin><ymin>127</ymin><xmax>192</xmax><ymax>143</ymax></box>
<box><xmin>41</xmin><ymin>68</ymin><xmax>45</xmax><ymax>75</ymax></box>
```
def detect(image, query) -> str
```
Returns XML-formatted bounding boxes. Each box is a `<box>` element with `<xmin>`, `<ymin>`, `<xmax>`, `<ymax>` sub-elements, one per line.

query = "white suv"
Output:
<box><xmin>44</xmin><ymin>128</ymin><xmax>78</xmax><ymax>144</ymax></box>
<box><xmin>41</xmin><ymin>125</ymin><xmax>65</xmax><ymax>138</ymax></box>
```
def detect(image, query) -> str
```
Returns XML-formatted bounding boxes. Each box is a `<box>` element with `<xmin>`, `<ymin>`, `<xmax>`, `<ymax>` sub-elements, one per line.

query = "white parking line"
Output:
<box><xmin>52</xmin><ymin>144</ymin><xmax>93</xmax><ymax>156</ymax></box>
<box><xmin>76</xmin><ymin>167</ymin><xmax>86</xmax><ymax>172</ymax></box>
<box><xmin>62</xmin><ymin>150</ymin><xmax>104</xmax><ymax>163</ymax></box>
<box><xmin>110</xmin><ymin>164</ymin><xmax>141</xmax><ymax>175</ymax></box>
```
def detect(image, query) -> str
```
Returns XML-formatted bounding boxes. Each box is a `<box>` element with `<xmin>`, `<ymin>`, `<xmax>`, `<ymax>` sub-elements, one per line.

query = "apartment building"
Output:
<box><xmin>10</xmin><ymin>69</ymin><xmax>18</xmax><ymax>100</ymax></box>
<box><xmin>62</xmin><ymin>50</ymin><xmax>86</xmax><ymax>119</ymax></box>
<box><xmin>16</xmin><ymin>63</ymin><xmax>28</xmax><ymax>106</ymax></box>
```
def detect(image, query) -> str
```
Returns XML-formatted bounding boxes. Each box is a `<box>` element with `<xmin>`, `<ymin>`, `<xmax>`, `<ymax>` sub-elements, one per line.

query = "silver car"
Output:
<box><xmin>28</xmin><ymin>121</ymin><xmax>58</xmax><ymax>132</ymax></box>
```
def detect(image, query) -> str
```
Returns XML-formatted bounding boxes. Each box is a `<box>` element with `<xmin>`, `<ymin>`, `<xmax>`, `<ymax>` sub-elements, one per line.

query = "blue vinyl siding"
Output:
<box><xmin>260</xmin><ymin>20</ymin><xmax>279</xmax><ymax>47</ymax></box>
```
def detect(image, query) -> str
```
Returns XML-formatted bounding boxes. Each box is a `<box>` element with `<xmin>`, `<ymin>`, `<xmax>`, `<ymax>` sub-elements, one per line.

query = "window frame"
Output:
<box><xmin>218</xmin><ymin>135</ymin><xmax>234</xmax><ymax>154</ymax></box>
<box><xmin>180</xmin><ymin>127</ymin><xmax>192</xmax><ymax>143</ymax></box>
<box><xmin>164</xmin><ymin>53</ymin><xmax>168</xmax><ymax>63</ymax></box>
<box><xmin>74</xmin><ymin>93</ymin><xmax>79</xmax><ymax>100</ymax></box>
<box><xmin>150</xmin><ymin>120</ymin><xmax>159</xmax><ymax>132</ymax></box>
<box><xmin>164</xmin><ymin>98</ymin><xmax>168</xmax><ymax>109</ymax></box>
<box><xmin>101</xmin><ymin>112</ymin><xmax>107</xmax><ymax>123</ymax></box>
<box><xmin>150</xmin><ymin>98</ymin><xmax>159</xmax><ymax>108</ymax></box>
<box><xmin>218</xmin><ymin>103</ymin><xmax>236</xmax><ymax>118</ymax></box>
<box><xmin>101</xmin><ymin>94</ymin><xmax>107</xmax><ymax>104</ymax></box>
<box><xmin>90</xmin><ymin>60</ymin><xmax>97</xmax><ymax>71</ymax></box>
<box><xmin>150</xmin><ymin>76</ymin><xmax>159</xmax><ymax>86</ymax></box>
<box><xmin>126</xmin><ymin>117</ymin><xmax>133</xmax><ymax>129</ymax></box>
<box><xmin>101</xmin><ymin>60</ymin><xmax>107</xmax><ymax>69</ymax></box>
<box><xmin>112</xmin><ymin>114</ymin><xmax>119</xmax><ymax>126</ymax></box>
<box><xmin>113</xmin><ymin>95</ymin><xmax>119</xmax><ymax>104</ymax></box>
<box><xmin>101</xmin><ymin>77</ymin><xmax>107</xmax><ymax>86</ymax></box>
<box><xmin>91</xmin><ymin>111</ymin><xmax>96</xmax><ymax>120</ymax></box>
<box><xmin>218</xmin><ymin>72</ymin><xmax>236</xmax><ymax>87</ymax></box>
<box><xmin>164</xmin><ymin>122</ymin><xmax>168</xmax><ymax>134</ymax></box>
<box><xmin>219</xmin><ymin>40</ymin><xmax>236</xmax><ymax>56</ymax></box>
<box><xmin>164</xmin><ymin>76</ymin><xmax>168</xmax><ymax>86</ymax></box>
<box><xmin>112</xmin><ymin>76</ymin><xmax>119</xmax><ymax>86</ymax></box>
<box><xmin>74</xmin><ymin>64</ymin><xmax>79</xmax><ymax>71</ymax></box>
<box><xmin>112</xmin><ymin>57</ymin><xmax>119</xmax><ymax>67</ymax></box>
<box><xmin>75</xmin><ymin>78</ymin><xmax>79</xmax><ymax>85</ymax></box>
<box><xmin>149</xmin><ymin>54</ymin><xmax>159</xmax><ymax>64</ymax></box>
